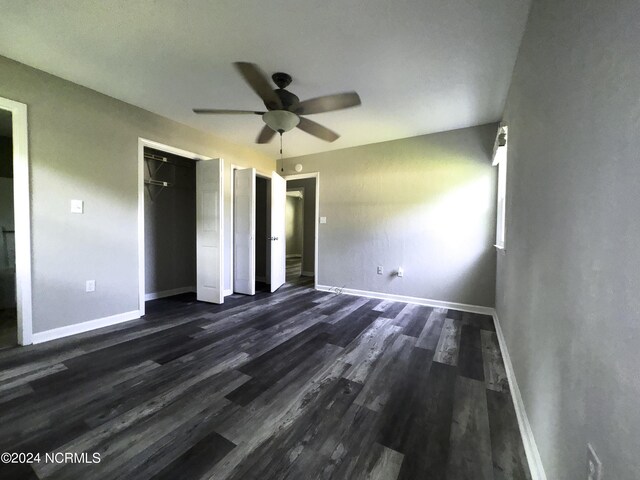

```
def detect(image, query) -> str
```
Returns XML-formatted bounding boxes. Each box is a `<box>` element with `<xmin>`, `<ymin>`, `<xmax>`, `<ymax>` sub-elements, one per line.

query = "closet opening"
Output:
<box><xmin>255</xmin><ymin>175</ymin><xmax>271</xmax><ymax>291</ymax></box>
<box><xmin>0</xmin><ymin>109</ymin><xmax>15</xmax><ymax>348</ymax></box>
<box><xmin>143</xmin><ymin>146</ymin><xmax>197</xmax><ymax>305</ymax></box>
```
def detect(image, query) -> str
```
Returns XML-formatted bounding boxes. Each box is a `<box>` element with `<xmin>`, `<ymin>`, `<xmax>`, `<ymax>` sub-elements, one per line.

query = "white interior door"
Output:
<box><xmin>234</xmin><ymin>168</ymin><xmax>256</xmax><ymax>295</ymax></box>
<box><xmin>196</xmin><ymin>158</ymin><xmax>223</xmax><ymax>304</ymax></box>
<box><xmin>270</xmin><ymin>171</ymin><xmax>286</xmax><ymax>292</ymax></box>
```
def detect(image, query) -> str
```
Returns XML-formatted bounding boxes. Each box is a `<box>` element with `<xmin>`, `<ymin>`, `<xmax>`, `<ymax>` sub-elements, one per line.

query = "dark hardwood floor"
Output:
<box><xmin>0</xmin><ymin>277</ymin><xmax>531</xmax><ymax>480</ymax></box>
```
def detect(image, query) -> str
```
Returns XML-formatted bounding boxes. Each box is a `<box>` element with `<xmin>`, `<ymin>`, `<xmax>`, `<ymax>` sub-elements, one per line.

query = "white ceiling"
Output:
<box><xmin>0</xmin><ymin>0</ymin><xmax>531</xmax><ymax>158</ymax></box>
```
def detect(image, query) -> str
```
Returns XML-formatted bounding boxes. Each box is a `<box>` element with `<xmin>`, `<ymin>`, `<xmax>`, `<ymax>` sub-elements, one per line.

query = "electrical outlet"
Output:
<box><xmin>377</xmin><ymin>266</ymin><xmax>383</xmax><ymax>275</ymax></box>
<box><xmin>86</xmin><ymin>280</ymin><xmax>96</xmax><ymax>292</ymax></box>
<box><xmin>587</xmin><ymin>443</ymin><xmax>602</xmax><ymax>480</ymax></box>
<box><xmin>397</xmin><ymin>267</ymin><xmax>404</xmax><ymax>277</ymax></box>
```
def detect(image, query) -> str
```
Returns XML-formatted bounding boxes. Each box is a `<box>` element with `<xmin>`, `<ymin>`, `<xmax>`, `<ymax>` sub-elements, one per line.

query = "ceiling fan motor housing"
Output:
<box><xmin>272</xmin><ymin>88</ymin><xmax>299</xmax><ymax>111</ymax></box>
<box><xmin>268</xmin><ymin>72</ymin><xmax>299</xmax><ymax>111</ymax></box>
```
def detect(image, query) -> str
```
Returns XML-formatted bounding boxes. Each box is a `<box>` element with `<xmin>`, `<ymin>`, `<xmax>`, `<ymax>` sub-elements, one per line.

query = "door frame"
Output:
<box><xmin>137</xmin><ymin>138</ymin><xmax>213</xmax><ymax>315</ymax></box>
<box><xmin>229</xmin><ymin>166</ymin><xmax>271</xmax><ymax>294</ymax></box>
<box><xmin>0</xmin><ymin>97</ymin><xmax>32</xmax><ymax>345</ymax></box>
<box><xmin>284</xmin><ymin>172</ymin><xmax>319</xmax><ymax>289</ymax></box>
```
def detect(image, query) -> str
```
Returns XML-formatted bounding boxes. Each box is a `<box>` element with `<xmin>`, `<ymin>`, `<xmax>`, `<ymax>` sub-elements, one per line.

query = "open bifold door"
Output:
<box><xmin>196</xmin><ymin>159</ymin><xmax>224</xmax><ymax>304</ymax></box>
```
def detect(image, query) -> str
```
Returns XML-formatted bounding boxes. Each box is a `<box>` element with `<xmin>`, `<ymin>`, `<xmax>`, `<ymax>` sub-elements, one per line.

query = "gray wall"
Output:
<box><xmin>279</xmin><ymin>124</ymin><xmax>498</xmax><ymax>307</ymax></box>
<box><xmin>285</xmin><ymin>195</ymin><xmax>303</xmax><ymax>257</ymax></box>
<box><xmin>0</xmin><ymin>54</ymin><xmax>274</xmax><ymax>333</ymax></box>
<box><xmin>497</xmin><ymin>0</ymin><xmax>640</xmax><ymax>478</ymax></box>
<box><xmin>287</xmin><ymin>178</ymin><xmax>316</xmax><ymax>274</ymax></box>
<box><xmin>144</xmin><ymin>147</ymin><xmax>196</xmax><ymax>295</ymax></box>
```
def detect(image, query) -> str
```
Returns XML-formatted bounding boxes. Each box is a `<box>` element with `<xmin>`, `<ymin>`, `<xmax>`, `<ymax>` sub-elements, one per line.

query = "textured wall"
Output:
<box><xmin>0</xmin><ymin>55</ymin><xmax>273</xmax><ymax>333</ymax></box>
<box><xmin>279</xmin><ymin>124</ymin><xmax>498</xmax><ymax>307</ymax></box>
<box><xmin>144</xmin><ymin>148</ymin><xmax>196</xmax><ymax>295</ymax></box>
<box><xmin>287</xmin><ymin>178</ymin><xmax>316</xmax><ymax>274</ymax></box>
<box><xmin>497</xmin><ymin>0</ymin><xmax>640</xmax><ymax>478</ymax></box>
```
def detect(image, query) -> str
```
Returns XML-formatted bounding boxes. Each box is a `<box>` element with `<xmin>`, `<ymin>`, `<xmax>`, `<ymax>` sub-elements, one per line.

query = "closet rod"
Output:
<box><xmin>145</xmin><ymin>179</ymin><xmax>173</xmax><ymax>187</ymax></box>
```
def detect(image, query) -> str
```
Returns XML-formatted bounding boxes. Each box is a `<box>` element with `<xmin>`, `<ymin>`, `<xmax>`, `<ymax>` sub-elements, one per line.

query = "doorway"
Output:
<box><xmin>138</xmin><ymin>138</ymin><xmax>223</xmax><ymax>315</ymax></box>
<box><xmin>0</xmin><ymin>110</ymin><xmax>15</xmax><ymax>348</ymax></box>
<box><xmin>231</xmin><ymin>167</ymin><xmax>286</xmax><ymax>295</ymax></box>
<box><xmin>0</xmin><ymin>97</ymin><xmax>31</xmax><ymax>347</ymax></box>
<box><xmin>143</xmin><ymin>147</ymin><xmax>197</xmax><ymax>303</ymax></box>
<box><xmin>285</xmin><ymin>173</ymin><xmax>319</xmax><ymax>288</ymax></box>
<box><xmin>285</xmin><ymin>188</ymin><xmax>304</xmax><ymax>282</ymax></box>
<box><xmin>255</xmin><ymin>176</ymin><xmax>271</xmax><ymax>288</ymax></box>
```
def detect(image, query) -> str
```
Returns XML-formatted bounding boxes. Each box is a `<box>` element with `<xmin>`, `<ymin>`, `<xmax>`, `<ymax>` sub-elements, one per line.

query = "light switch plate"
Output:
<box><xmin>320</xmin><ymin>217</ymin><xmax>327</xmax><ymax>224</ymax></box>
<box><xmin>86</xmin><ymin>280</ymin><xmax>95</xmax><ymax>292</ymax></box>
<box><xmin>71</xmin><ymin>199</ymin><xmax>84</xmax><ymax>214</ymax></box>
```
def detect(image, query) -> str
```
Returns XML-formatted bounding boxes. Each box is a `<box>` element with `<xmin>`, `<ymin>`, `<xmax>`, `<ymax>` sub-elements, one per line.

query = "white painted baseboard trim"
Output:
<box><xmin>144</xmin><ymin>286</ymin><xmax>196</xmax><ymax>301</ymax></box>
<box><xmin>301</xmin><ymin>271</ymin><xmax>315</xmax><ymax>277</ymax></box>
<box><xmin>492</xmin><ymin>311</ymin><xmax>547</xmax><ymax>480</ymax></box>
<box><xmin>315</xmin><ymin>284</ymin><xmax>494</xmax><ymax>315</ymax></box>
<box><xmin>32</xmin><ymin>310</ymin><xmax>142</xmax><ymax>344</ymax></box>
<box><xmin>223</xmin><ymin>289</ymin><xmax>233</xmax><ymax>297</ymax></box>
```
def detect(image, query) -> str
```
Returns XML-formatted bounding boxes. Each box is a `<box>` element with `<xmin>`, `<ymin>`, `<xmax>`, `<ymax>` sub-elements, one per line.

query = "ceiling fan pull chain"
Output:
<box><xmin>280</xmin><ymin>133</ymin><xmax>284</xmax><ymax>172</ymax></box>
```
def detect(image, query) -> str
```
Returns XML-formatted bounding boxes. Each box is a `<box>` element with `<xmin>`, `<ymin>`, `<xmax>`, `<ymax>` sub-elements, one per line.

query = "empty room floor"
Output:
<box><xmin>0</xmin><ymin>282</ymin><xmax>531</xmax><ymax>480</ymax></box>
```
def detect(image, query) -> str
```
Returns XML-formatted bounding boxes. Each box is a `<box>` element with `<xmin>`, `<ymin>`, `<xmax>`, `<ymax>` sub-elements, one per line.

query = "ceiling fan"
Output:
<box><xmin>193</xmin><ymin>62</ymin><xmax>361</xmax><ymax>144</ymax></box>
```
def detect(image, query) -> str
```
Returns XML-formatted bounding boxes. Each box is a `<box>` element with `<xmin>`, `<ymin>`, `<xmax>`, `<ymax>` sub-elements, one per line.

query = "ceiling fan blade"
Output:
<box><xmin>234</xmin><ymin>62</ymin><xmax>283</xmax><ymax>110</ymax></box>
<box><xmin>294</xmin><ymin>92</ymin><xmax>361</xmax><ymax>115</ymax></box>
<box><xmin>296</xmin><ymin>117</ymin><xmax>340</xmax><ymax>142</ymax></box>
<box><xmin>193</xmin><ymin>108</ymin><xmax>264</xmax><ymax>115</ymax></box>
<box><xmin>256</xmin><ymin>124</ymin><xmax>276</xmax><ymax>144</ymax></box>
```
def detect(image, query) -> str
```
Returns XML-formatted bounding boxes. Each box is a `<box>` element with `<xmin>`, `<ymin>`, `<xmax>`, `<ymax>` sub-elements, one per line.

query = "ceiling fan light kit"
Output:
<box><xmin>193</xmin><ymin>62</ymin><xmax>361</xmax><ymax>145</ymax></box>
<box><xmin>263</xmin><ymin>110</ymin><xmax>300</xmax><ymax>133</ymax></box>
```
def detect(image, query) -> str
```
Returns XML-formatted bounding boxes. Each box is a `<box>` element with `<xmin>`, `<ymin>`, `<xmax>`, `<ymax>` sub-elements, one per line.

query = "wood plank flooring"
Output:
<box><xmin>0</xmin><ymin>281</ymin><xmax>531</xmax><ymax>480</ymax></box>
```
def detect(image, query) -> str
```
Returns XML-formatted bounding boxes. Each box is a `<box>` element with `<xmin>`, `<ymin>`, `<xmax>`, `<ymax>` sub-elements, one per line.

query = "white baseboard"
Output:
<box><xmin>315</xmin><ymin>284</ymin><xmax>494</xmax><ymax>315</ymax></box>
<box><xmin>301</xmin><ymin>271</ymin><xmax>315</xmax><ymax>277</ymax></box>
<box><xmin>492</xmin><ymin>311</ymin><xmax>547</xmax><ymax>480</ymax></box>
<box><xmin>223</xmin><ymin>289</ymin><xmax>233</xmax><ymax>297</ymax></box>
<box><xmin>144</xmin><ymin>286</ymin><xmax>196</xmax><ymax>301</ymax></box>
<box><xmin>32</xmin><ymin>310</ymin><xmax>141</xmax><ymax>344</ymax></box>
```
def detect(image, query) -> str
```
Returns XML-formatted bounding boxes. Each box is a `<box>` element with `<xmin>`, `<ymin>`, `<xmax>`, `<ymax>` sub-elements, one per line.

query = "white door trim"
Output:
<box><xmin>284</xmin><ymin>172</ymin><xmax>319</xmax><ymax>289</ymax></box>
<box><xmin>137</xmin><ymin>138</ymin><xmax>212</xmax><ymax>315</ymax></box>
<box><xmin>0</xmin><ymin>97</ymin><xmax>32</xmax><ymax>345</ymax></box>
